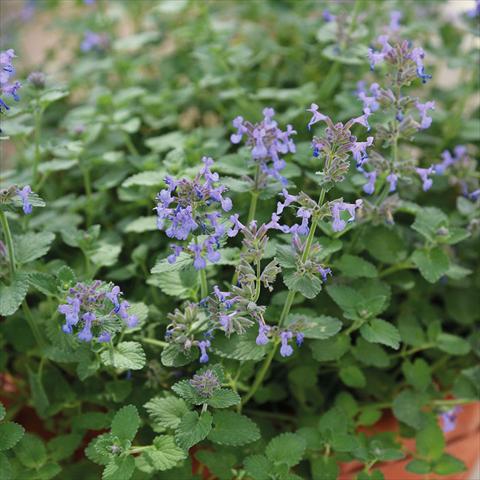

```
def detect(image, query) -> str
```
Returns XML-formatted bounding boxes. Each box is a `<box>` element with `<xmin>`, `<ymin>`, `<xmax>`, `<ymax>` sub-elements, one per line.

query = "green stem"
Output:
<box><xmin>278</xmin><ymin>187</ymin><xmax>327</xmax><ymax>328</ymax></box>
<box><xmin>82</xmin><ymin>168</ymin><xmax>93</xmax><ymax>226</ymax></box>
<box><xmin>22</xmin><ymin>300</ymin><xmax>45</xmax><ymax>348</ymax></box>
<box><xmin>199</xmin><ymin>268</ymin><xmax>208</xmax><ymax>299</ymax></box>
<box><xmin>0</xmin><ymin>211</ymin><xmax>16</xmax><ymax>275</ymax></box>
<box><xmin>379</xmin><ymin>261</ymin><xmax>415</xmax><ymax>278</ymax></box>
<box><xmin>32</xmin><ymin>105</ymin><xmax>43</xmax><ymax>186</ymax></box>
<box><xmin>141</xmin><ymin>337</ymin><xmax>169</xmax><ymax>348</ymax></box>
<box><xmin>124</xmin><ymin>132</ymin><xmax>139</xmax><ymax>157</ymax></box>
<box><xmin>241</xmin><ymin>339</ymin><xmax>279</xmax><ymax>407</ymax></box>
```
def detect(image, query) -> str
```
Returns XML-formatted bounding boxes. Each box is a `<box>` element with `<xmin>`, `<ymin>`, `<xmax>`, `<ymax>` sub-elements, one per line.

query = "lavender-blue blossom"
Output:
<box><xmin>330</xmin><ymin>200</ymin><xmax>363</xmax><ymax>232</ymax></box>
<box><xmin>0</xmin><ymin>49</ymin><xmax>21</xmax><ymax>113</ymax></box>
<box><xmin>58</xmin><ymin>281</ymin><xmax>138</xmax><ymax>343</ymax></box>
<box><xmin>440</xmin><ymin>407</ymin><xmax>461</xmax><ymax>433</ymax></box>
<box><xmin>416</xmin><ymin>166</ymin><xmax>435</xmax><ymax>191</ymax></box>
<box><xmin>16</xmin><ymin>185</ymin><xmax>33</xmax><ymax>214</ymax></box>
<box><xmin>230</xmin><ymin>108</ymin><xmax>296</xmax><ymax>185</ymax></box>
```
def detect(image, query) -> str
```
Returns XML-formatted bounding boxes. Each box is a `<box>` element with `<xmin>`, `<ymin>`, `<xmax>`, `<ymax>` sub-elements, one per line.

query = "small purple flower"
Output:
<box><xmin>440</xmin><ymin>407</ymin><xmax>461</xmax><ymax>433</ymax></box>
<box><xmin>363</xmin><ymin>170</ymin><xmax>377</xmax><ymax>195</ymax></box>
<box><xmin>296</xmin><ymin>332</ymin><xmax>304</xmax><ymax>347</ymax></box>
<box><xmin>198</xmin><ymin>340</ymin><xmax>211</xmax><ymax>363</ymax></box>
<box><xmin>330</xmin><ymin>200</ymin><xmax>363</xmax><ymax>232</ymax></box>
<box><xmin>410</xmin><ymin>47</ymin><xmax>432</xmax><ymax>83</ymax></box>
<box><xmin>416</xmin><ymin>166</ymin><xmax>435</xmax><ymax>191</ymax></box>
<box><xmin>81</xmin><ymin>31</ymin><xmax>109</xmax><ymax>52</ymax></box>
<box><xmin>167</xmin><ymin>245</ymin><xmax>183</xmax><ymax>264</ymax></box>
<box><xmin>389</xmin><ymin>10</ymin><xmax>402</xmax><ymax>31</ymax></box>
<box><xmin>106</xmin><ymin>285</ymin><xmax>121</xmax><ymax>310</ymax></box>
<box><xmin>256</xmin><ymin>324</ymin><xmax>270</xmax><ymax>345</ymax></box>
<box><xmin>276</xmin><ymin>189</ymin><xmax>297</xmax><ymax>215</ymax></box>
<box><xmin>416</xmin><ymin>100</ymin><xmax>435</xmax><ymax>129</ymax></box>
<box><xmin>318</xmin><ymin>266</ymin><xmax>332</xmax><ymax>282</ymax></box>
<box><xmin>280</xmin><ymin>331</ymin><xmax>294</xmax><ymax>357</ymax></box>
<box><xmin>16</xmin><ymin>185</ymin><xmax>33</xmax><ymax>214</ymax></box>
<box><xmin>386</xmin><ymin>173</ymin><xmax>398</xmax><ymax>192</ymax></box>
<box><xmin>78</xmin><ymin>312</ymin><xmax>95</xmax><ymax>342</ymax></box>
<box><xmin>322</xmin><ymin>9</ymin><xmax>335</xmax><ymax>22</ymax></box>
<box><xmin>98</xmin><ymin>331</ymin><xmax>111</xmax><ymax>343</ymax></box>
<box><xmin>351</xmin><ymin>108</ymin><xmax>372</xmax><ymax>131</ymax></box>
<box><xmin>228</xmin><ymin>214</ymin><xmax>245</xmax><ymax>237</ymax></box>
<box><xmin>351</xmin><ymin>136</ymin><xmax>374</xmax><ymax>168</ymax></box>
<box><xmin>307</xmin><ymin>103</ymin><xmax>329</xmax><ymax>130</ymax></box>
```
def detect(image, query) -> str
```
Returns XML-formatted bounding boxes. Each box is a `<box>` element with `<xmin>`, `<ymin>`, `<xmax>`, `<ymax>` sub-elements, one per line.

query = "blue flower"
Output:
<box><xmin>387</xmin><ymin>173</ymin><xmax>399</xmax><ymax>192</ymax></box>
<box><xmin>363</xmin><ymin>170</ymin><xmax>377</xmax><ymax>195</ymax></box>
<box><xmin>256</xmin><ymin>324</ymin><xmax>270</xmax><ymax>345</ymax></box>
<box><xmin>198</xmin><ymin>340</ymin><xmax>211</xmax><ymax>363</ymax></box>
<box><xmin>415</xmin><ymin>166</ymin><xmax>435</xmax><ymax>191</ymax></box>
<box><xmin>280</xmin><ymin>331</ymin><xmax>294</xmax><ymax>357</ymax></box>
<box><xmin>330</xmin><ymin>200</ymin><xmax>363</xmax><ymax>233</ymax></box>
<box><xmin>416</xmin><ymin>100</ymin><xmax>435</xmax><ymax>129</ymax></box>
<box><xmin>440</xmin><ymin>407</ymin><xmax>461</xmax><ymax>433</ymax></box>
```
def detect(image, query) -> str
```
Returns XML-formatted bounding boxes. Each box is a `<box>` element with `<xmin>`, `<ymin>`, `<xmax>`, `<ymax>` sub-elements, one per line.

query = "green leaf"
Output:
<box><xmin>0</xmin><ymin>403</ymin><xmax>5</xmax><ymax>421</ymax></box>
<box><xmin>331</xmin><ymin>433</ymin><xmax>360</xmax><ymax>453</ymax></box>
<box><xmin>101</xmin><ymin>342</ymin><xmax>146</xmax><ymax>370</ymax></box>
<box><xmin>175</xmin><ymin>411</ymin><xmax>212</xmax><ymax>450</ymax></box>
<box><xmin>195</xmin><ymin>450</ymin><xmax>237</xmax><ymax>480</ymax></box>
<box><xmin>266</xmin><ymin>432</ymin><xmax>306</xmax><ymax>467</ymax></box>
<box><xmin>412</xmin><ymin>247</ymin><xmax>449</xmax><ymax>283</ymax></box>
<box><xmin>283</xmin><ymin>269</ymin><xmax>322</xmax><ymax>299</ymax></box>
<box><xmin>151</xmin><ymin>252</ymin><xmax>193</xmax><ymax>274</ymax></box>
<box><xmin>39</xmin><ymin>89</ymin><xmax>68</xmax><ymax>107</ymax></box>
<box><xmin>38</xmin><ymin>158</ymin><xmax>77</xmax><ymax>174</ymax></box>
<box><xmin>339</xmin><ymin>365</ymin><xmax>366</xmax><ymax>388</ymax></box>
<box><xmin>208</xmin><ymin>411</ymin><xmax>260</xmax><ymax>446</ymax></box>
<box><xmin>336</xmin><ymin>254</ymin><xmax>377</xmax><ymax>278</ymax></box>
<box><xmin>207</xmin><ymin>389</ymin><xmax>241</xmax><ymax>409</ymax></box>
<box><xmin>406</xmin><ymin>459</ymin><xmax>431</xmax><ymax>474</ymax></box>
<box><xmin>0</xmin><ymin>453</ymin><xmax>12</xmax><ymax>480</ymax></box>
<box><xmin>171</xmin><ymin>380</ymin><xmax>204</xmax><ymax>406</ymax></box>
<box><xmin>244</xmin><ymin>454</ymin><xmax>274</xmax><ymax>480</ymax></box>
<box><xmin>360</xmin><ymin>319</ymin><xmax>401</xmax><ymax>350</ymax></box>
<box><xmin>432</xmin><ymin>454</ymin><xmax>467</xmax><ymax>475</ymax></box>
<box><xmin>357</xmin><ymin>408</ymin><xmax>382</xmax><ymax>427</ymax></box>
<box><xmin>411</xmin><ymin>207</ymin><xmax>448</xmax><ymax>242</ymax></box>
<box><xmin>275</xmin><ymin>245</ymin><xmax>296</xmax><ymax>269</ymax></box>
<box><xmin>437</xmin><ymin>333</ymin><xmax>471</xmax><ymax>355</ymax></box>
<box><xmin>416</xmin><ymin>420</ymin><xmax>445</xmax><ymax>461</ymax></box>
<box><xmin>0</xmin><ymin>272</ymin><xmax>29</xmax><ymax>316</ymax></box>
<box><xmin>72</xmin><ymin>412</ymin><xmax>111</xmax><ymax>431</ymax></box>
<box><xmin>111</xmin><ymin>405</ymin><xmax>140</xmax><ymax>442</ymax></box>
<box><xmin>144</xmin><ymin>396</ymin><xmax>190</xmax><ymax>433</ymax></box>
<box><xmin>145</xmin><ymin>132</ymin><xmax>184</xmax><ymax>152</ymax></box>
<box><xmin>28</xmin><ymin>368</ymin><xmax>49</xmax><ymax>418</ymax></box>
<box><xmin>363</xmin><ymin>226</ymin><xmax>407</xmax><ymax>264</ymax></box>
<box><xmin>14</xmin><ymin>433</ymin><xmax>47</xmax><ymax>469</ymax></box>
<box><xmin>311</xmin><ymin>456</ymin><xmax>339</xmax><ymax>480</ymax></box>
<box><xmin>122</xmin><ymin>171</ymin><xmax>166</xmax><ymax>187</ymax></box>
<box><xmin>85</xmin><ymin>433</ymin><xmax>114</xmax><ymax>466</ymax></box>
<box><xmin>0</xmin><ymin>422</ymin><xmax>25</xmax><ymax>451</ymax></box>
<box><xmin>310</xmin><ymin>335</ymin><xmax>350</xmax><ymax>362</ymax></box>
<box><xmin>161</xmin><ymin>343</ymin><xmax>196</xmax><ymax>367</ymax></box>
<box><xmin>56</xmin><ymin>265</ymin><xmax>76</xmax><ymax>289</ymax></box>
<box><xmin>288</xmin><ymin>314</ymin><xmax>342</xmax><ymax>340</ymax></box>
<box><xmin>103</xmin><ymin>455</ymin><xmax>135</xmax><ymax>480</ymax></box>
<box><xmin>318</xmin><ymin>407</ymin><xmax>349</xmax><ymax>436</ymax></box>
<box><xmin>213</xmin><ymin>327</ymin><xmax>267</xmax><ymax>361</ymax></box>
<box><xmin>136</xmin><ymin>435</ymin><xmax>186</xmax><ymax>472</ymax></box>
<box><xmin>124</xmin><ymin>216</ymin><xmax>157</xmax><ymax>233</ymax></box>
<box><xmin>353</xmin><ymin>338</ymin><xmax>390</xmax><ymax>368</ymax></box>
<box><xmin>402</xmin><ymin>359</ymin><xmax>431</xmax><ymax>391</ymax></box>
<box><xmin>15</xmin><ymin>232</ymin><xmax>55</xmax><ymax>264</ymax></box>
<box><xmin>148</xmin><ymin>268</ymin><xmax>197</xmax><ymax>299</ymax></box>
<box><xmin>27</xmin><ymin>271</ymin><xmax>58</xmax><ymax>296</ymax></box>
<box><xmin>47</xmin><ymin>434</ymin><xmax>82</xmax><ymax>461</ymax></box>
<box><xmin>392</xmin><ymin>390</ymin><xmax>428</xmax><ymax>429</ymax></box>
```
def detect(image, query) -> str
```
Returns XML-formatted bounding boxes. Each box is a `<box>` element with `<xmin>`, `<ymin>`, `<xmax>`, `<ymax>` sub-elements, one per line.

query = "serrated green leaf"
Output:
<box><xmin>136</xmin><ymin>435</ymin><xmax>186</xmax><ymax>473</ymax></box>
<box><xmin>266</xmin><ymin>432</ymin><xmax>306</xmax><ymax>467</ymax></box>
<box><xmin>0</xmin><ymin>272</ymin><xmax>29</xmax><ymax>316</ymax></box>
<box><xmin>175</xmin><ymin>411</ymin><xmax>212</xmax><ymax>450</ymax></box>
<box><xmin>85</xmin><ymin>433</ymin><xmax>114</xmax><ymax>466</ymax></box>
<box><xmin>15</xmin><ymin>232</ymin><xmax>55</xmax><ymax>264</ymax></box>
<box><xmin>363</xmin><ymin>226</ymin><xmax>407</xmax><ymax>264</ymax></box>
<box><xmin>402</xmin><ymin>359</ymin><xmax>431</xmax><ymax>391</ymax></box>
<box><xmin>412</xmin><ymin>207</ymin><xmax>448</xmax><ymax>242</ymax></box>
<box><xmin>287</xmin><ymin>314</ymin><xmax>342</xmax><ymax>340</ymax></box>
<box><xmin>412</xmin><ymin>247</ymin><xmax>449</xmax><ymax>283</ymax></box>
<box><xmin>310</xmin><ymin>335</ymin><xmax>350</xmax><ymax>362</ymax></box>
<box><xmin>339</xmin><ymin>365</ymin><xmax>366</xmax><ymax>388</ymax></box>
<box><xmin>100</xmin><ymin>342</ymin><xmax>146</xmax><ymax>370</ymax></box>
<box><xmin>122</xmin><ymin>170</ymin><xmax>166</xmax><ymax>187</ymax></box>
<box><xmin>148</xmin><ymin>267</ymin><xmax>197</xmax><ymax>299</ymax></box>
<box><xmin>151</xmin><ymin>252</ymin><xmax>193</xmax><ymax>274</ymax></box>
<box><xmin>161</xmin><ymin>343</ymin><xmax>196</xmax><ymax>367</ymax></box>
<box><xmin>47</xmin><ymin>433</ymin><xmax>82</xmax><ymax>461</ymax></box>
<box><xmin>103</xmin><ymin>455</ymin><xmax>135</xmax><ymax>480</ymax></box>
<box><xmin>171</xmin><ymin>380</ymin><xmax>204</xmax><ymax>405</ymax></box>
<box><xmin>207</xmin><ymin>389</ymin><xmax>241</xmax><ymax>409</ymax></box>
<box><xmin>213</xmin><ymin>327</ymin><xmax>267</xmax><ymax>361</ymax></box>
<box><xmin>244</xmin><ymin>454</ymin><xmax>273</xmax><ymax>480</ymax></box>
<box><xmin>124</xmin><ymin>216</ymin><xmax>157</xmax><ymax>233</ymax></box>
<box><xmin>416</xmin><ymin>419</ymin><xmax>445</xmax><ymax>461</ymax></box>
<box><xmin>0</xmin><ymin>453</ymin><xmax>12</xmax><ymax>480</ymax></box>
<box><xmin>283</xmin><ymin>269</ymin><xmax>322</xmax><ymax>299</ymax></box>
<box><xmin>195</xmin><ymin>449</ymin><xmax>237</xmax><ymax>480</ymax></box>
<box><xmin>111</xmin><ymin>405</ymin><xmax>140</xmax><ymax>442</ymax></box>
<box><xmin>437</xmin><ymin>333</ymin><xmax>471</xmax><ymax>355</ymax></box>
<box><xmin>353</xmin><ymin>338</ymin><xmax>390</xmax><ymax>368</ymax></box>
<box><xmin>208</xmin><ymin>411</ymin><xmax>260</xmax><ymax>446</ymax></box>
<box><xmin>392</xmin><ymin>390</ymin><xmax>428</xmax><ymax>430</ymax></box>
<box><xmin>0</xmin><ymin>422</ymin><xmax>25</xmax><ymax>451</ymax></box>
<box><xmin>27</xmin><ymin>271</ymin><xmax>58</xmax><ymax>296</ymax></box>
<box><xmin>144</xmin><ymin>396</ymin><xmax>190</xmax><ymax>433</ymax></box>
<box><xmin>360</xmin><ymin>319</ymin><xmax>401</xmax><ymax>350</ymax></box>
<box><xmin>336</xmin><ymin>254</ymin><xmax>377</xmax><ymax>278</ymax></box>
<box><xmin>14</xmin><ymin>433</ymin><xmax>47</xmax><ymax>469</ymax></box>
<box><xmin>311</xmin><ymin>456</ymin><xmax>339</xmax><ymax>480</ymax></box>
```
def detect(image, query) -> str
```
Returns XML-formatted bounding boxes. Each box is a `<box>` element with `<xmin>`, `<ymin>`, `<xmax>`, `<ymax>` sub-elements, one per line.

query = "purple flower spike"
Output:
<box><xmin>280</xmin><ymin>331</ymin><xmax>294</xmax><ymax>357</ymax></box>
<box><xmin>16</xmin><ymin>186</ymin><xmax>33</xmax><ymax>214</ymax></box>
<box><xmin>410</xmin><ymin>47</ymin><xmax>432</xmax><ymax>83</ymax></box>
<box><xmin>318</xmin><ymin>266</ymin><xmax>332</xmax><ymax>283</ymax></box>
<box><xmin>416</xmin><ymin>166</ymin><xmax>435</xmax><ymax>191</ymax></box>
<box><xmin>440</xmin><ymin>407</ymin><xmax>462</xmax><ymax>433</ymax></box>
<box><xmin>389</xmin><ymin>10</ymin><xmax>402</xmax><ymax>31</ymax></box>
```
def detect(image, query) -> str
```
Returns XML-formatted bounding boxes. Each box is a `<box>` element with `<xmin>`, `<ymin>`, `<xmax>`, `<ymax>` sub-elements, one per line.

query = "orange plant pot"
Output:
<box><xmin>339</xmin><ymin>402</ymin><xmax>480</xmax><ymax>480</ymax></box>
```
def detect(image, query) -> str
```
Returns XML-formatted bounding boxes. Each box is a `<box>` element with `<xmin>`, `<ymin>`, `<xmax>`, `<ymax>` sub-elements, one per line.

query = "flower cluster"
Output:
<box><xmin>368</xmin><ymin>35</ymin><xmax>431</xmax><ymax>83</ymax></box>
<box><xmin>155</xmin><ymin>157</ymin><xmax>233</xmax><ymax>270</ymax></box>
<box><xmin>255</xmin><ymin>321</ymin><xmax>304</xmax><ymax>358</ymax></box>
<box><xmin>0</xmin><ymin>185</ymin><xmax>35</xmax><ymax>215</ymax></box>
<box><xmin>58</xmin><ymin>281</ymin><xmax>138</xmax><ymax>343</ymax></box>
<box><xmin>435</xmin><ymin>146</ymin><xmax>479</xmax><ymax>200</ymax></box>
<box><xmin>189</xmin><ymin>369</ymin><xmax>220</xmax><ymax>397</ymax></box>
<box><xmin>0</xmin><ymin>49</ymin><xmax>21</xmax><ymax>113</ymax></box>
<box><xmin>230</xmin><ymin>107</ymin><xmax>296</xmax><ymax>185</ymax></box>
<box><xmin>81</xmin><ymin>31</ymin><xmax>109</xmax><ymax>52</ymax></box>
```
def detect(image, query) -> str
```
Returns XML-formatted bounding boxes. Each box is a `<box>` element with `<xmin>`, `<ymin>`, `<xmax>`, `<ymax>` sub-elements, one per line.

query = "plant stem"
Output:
<box><xmin>32</xmin><ymin>105</ymin><xmax>43</xmax><ymax>186</ymax></box>
<box><xmin>278</xmin><ymin>187</ymin><xmax>327</xmax><ymax>328</ymax></box>
<box><xmin>22</xmin><ymin>300</ymin><xmax>45</xmax><ymax>348</ymax></box>
<box><xmin>0</xmin><ymin>211</ymin><xmax>16</xmax><ymax>275</ymax></box>
<box><xmin>124</xmin><ymin>132</ymin><xmax>139</xmax><ymax>157</ymax></box>
<box><xmin>82</xmin><ymin>167</ymin><xmax>93</xmax><ymax>226</ymax></box>
<box><xmin>141</xmin><ymin>337</ymin><xmax>169</xmax><ymax>348</ymax></box>
<box><xmin>199</xmin><ymin>268</ymin><xmax>208</xmax><ymax>299</ymax></box>
<box><xmin>379</xmin><ymin>261</ymin><xmax>415</xmax><ymax>278</ymax></box>
<box><xmin>241</xmin><ymin>339</ymin><xmax>279</xmax><ymax>407</ymax></box>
